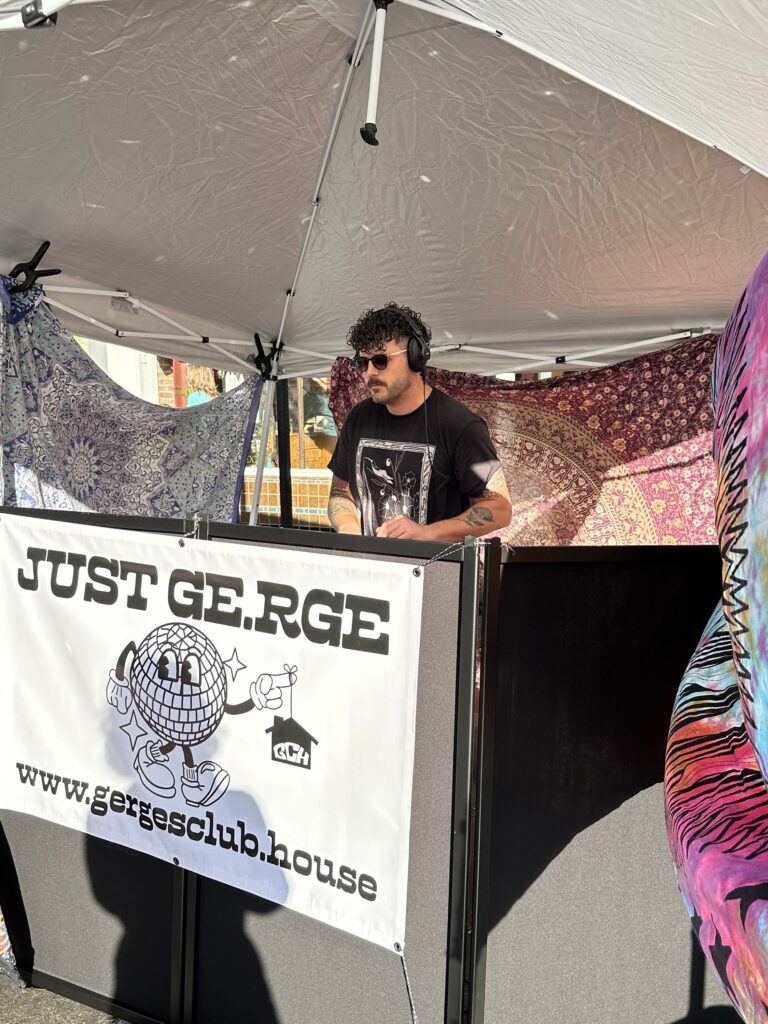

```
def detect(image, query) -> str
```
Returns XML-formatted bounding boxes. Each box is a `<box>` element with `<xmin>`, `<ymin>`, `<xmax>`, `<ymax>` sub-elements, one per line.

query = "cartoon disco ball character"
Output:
<box><xmin>107</xmin><ymin>622</ymin><xmax>298</xmax><ymax>808</ymax></box>
<box><xmin>130</xmin><ymin>622</ymin><xmax>226</xmax><ymax>747</ymax></box>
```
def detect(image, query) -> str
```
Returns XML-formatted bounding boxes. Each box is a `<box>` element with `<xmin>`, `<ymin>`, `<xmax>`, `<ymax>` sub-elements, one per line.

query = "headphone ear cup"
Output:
<box><xmin>407</xmin><ymin>333</ymin><xmax>425</xmax><ymax>373</ymax></box>
<box><xmin>397</xmin><ymin>308</ymin><xmax>430</xmax><ymax>372</ymax></box>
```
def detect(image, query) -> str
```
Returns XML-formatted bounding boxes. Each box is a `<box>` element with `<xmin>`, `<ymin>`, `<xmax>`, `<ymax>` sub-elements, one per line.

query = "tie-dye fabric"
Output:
<box><xmin>712</xmin><ymin>251</ymin><xmax>768</xmax><ymax>780</ymax></box>
<box><xmin>665</xmin><ymin>249</ymin><xmax>768</xmax><ymax>1022</ymax></box>
<box><xmin>0</xmin><ymin>277</ymin><xmax>261</xmax><ymax>521</ymax></box>
<box><xmin>666</xmin><ymin>604</ymin><xmax>768</xmax><ymax>1020</ymax></box>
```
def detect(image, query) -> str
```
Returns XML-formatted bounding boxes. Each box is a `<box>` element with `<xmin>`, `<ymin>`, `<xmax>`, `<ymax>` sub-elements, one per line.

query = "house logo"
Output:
<box><xmin>266</xmin><ymin>716</ymin><xmax>318</xmax><ymax>770</ymax></box>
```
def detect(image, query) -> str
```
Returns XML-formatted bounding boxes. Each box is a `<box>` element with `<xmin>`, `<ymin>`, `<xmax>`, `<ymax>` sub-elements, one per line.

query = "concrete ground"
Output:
<box><xmin>0</xmin><ymin>982</ymin><xmax>123</xmax><ymax>1024</ymax></box>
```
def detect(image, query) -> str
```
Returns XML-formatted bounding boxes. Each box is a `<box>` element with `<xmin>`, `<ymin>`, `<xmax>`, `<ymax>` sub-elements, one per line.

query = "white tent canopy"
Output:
<box><xmin>0</xmin><ymin>0</ymin><xmax>765</xmax><ymax>377</ymax></box>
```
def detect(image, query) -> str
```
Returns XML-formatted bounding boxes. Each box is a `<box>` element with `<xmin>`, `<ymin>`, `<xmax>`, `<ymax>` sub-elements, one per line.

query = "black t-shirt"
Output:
<box><xmin>329</xmin><ymin>388</ymin><xmax>500</xmax><ymax>536</ymax></box>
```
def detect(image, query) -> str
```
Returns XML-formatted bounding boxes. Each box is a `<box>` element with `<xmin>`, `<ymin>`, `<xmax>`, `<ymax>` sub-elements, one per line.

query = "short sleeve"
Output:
<box><xmin>328</xmin><ymin>416</ymin><xmax>351</xmax><ymax>482</ymax></box>
<box><xmin>453</xmin><ymin>418</ymin><xmax>501</xmax><ymax>499</ymax></box>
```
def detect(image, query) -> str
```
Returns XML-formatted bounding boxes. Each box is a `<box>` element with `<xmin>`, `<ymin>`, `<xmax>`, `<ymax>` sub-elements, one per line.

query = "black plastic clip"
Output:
<box><xmin>252</xmin><ymin>333</ymin><xmax>281</xmax><ymax>378</ymax></box>
<box><xmin>360</xmin><ymin>123</ymin><xmax>378</xmax><ymax>146</ymax></box>
<box><xmin>8</xmin><ymin>240</ymin><xmax>61</xmax><ymax>294</ymax></box>
<box><xmin>21</xmin><ymin>1</ymin><xmax>58</xmax><ymax>28</ymax></box>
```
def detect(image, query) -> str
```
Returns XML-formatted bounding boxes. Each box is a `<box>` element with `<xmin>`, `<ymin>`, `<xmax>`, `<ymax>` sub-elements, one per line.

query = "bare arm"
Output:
<box><xmin>377</xmin><ymin>466</ymin><xmax>512</xmax><ymax>541</ymax></box>
<box><xmin>328</xmin><ymin>475</ymin><xmax>362</xmax><ymax>535</ymax></box>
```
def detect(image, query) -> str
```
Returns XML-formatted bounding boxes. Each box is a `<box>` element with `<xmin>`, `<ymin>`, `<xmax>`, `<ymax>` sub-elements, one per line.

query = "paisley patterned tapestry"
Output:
<box><xmin>330</xmin><ymin>334</ymin><xmax>718</xmax><ymax>545</ymax></box>
<box><xmin>0</xmin><ymin>278</ymin><xmax>261</xmax><ymax>522</ymax></box>
<box><xmin>0</xmin><ymin>908</ymin><xmax>20</xmax><ymax>992</ymax></box>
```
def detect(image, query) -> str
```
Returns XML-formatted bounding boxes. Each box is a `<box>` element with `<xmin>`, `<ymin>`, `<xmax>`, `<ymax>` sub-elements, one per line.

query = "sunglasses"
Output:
<box><xmin>353</xmin><ymin>347</ymin><xmax>408</xmax><ymax>373</ymax></box>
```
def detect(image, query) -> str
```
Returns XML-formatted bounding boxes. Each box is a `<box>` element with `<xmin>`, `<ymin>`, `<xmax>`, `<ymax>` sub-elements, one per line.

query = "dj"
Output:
<box><xmin>328</xmin><ymin>303</ymin><xmax>511</xmax><ymax>540</ymax></box>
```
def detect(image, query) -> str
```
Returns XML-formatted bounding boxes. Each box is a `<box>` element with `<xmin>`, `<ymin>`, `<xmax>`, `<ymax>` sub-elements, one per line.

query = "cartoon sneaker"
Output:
<box><xmin>134</xmin><ymin>741</ymin><xmax>176</xmax><ymax>798</ymax></box>
<box><xmin>181</xmin><ymin>761</ymin><xmax>230</xmax><ymax>807</ymax></box>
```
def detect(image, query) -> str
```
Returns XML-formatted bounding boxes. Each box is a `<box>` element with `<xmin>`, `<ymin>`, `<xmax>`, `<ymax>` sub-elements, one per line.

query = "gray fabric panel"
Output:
<box><xmin>0</xmin><ymin>816</ymin><xmax>173</xmax><ymax>1017</ymax></box>
<box><xmin>194</xmin><ymin>558</ymin><xmax>461</xmax><ymax>1024</ymax></box>
<box><xmin>483</xmin><ymin>785</ymin><xmax>733</xmax><ymax>1023</ymax></box>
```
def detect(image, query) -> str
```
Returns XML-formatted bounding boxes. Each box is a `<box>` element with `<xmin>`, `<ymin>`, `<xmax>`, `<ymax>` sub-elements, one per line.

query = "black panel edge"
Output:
<box><xmin>23</xmin><ymin>969</ymin><xmax>166</xmax><ymax>1024</ymax></box>
<box><xmin>468</xmin><ymin>539</ymin><xmax>503</xmax><ymax>1024</ymax></box>
<box><xmin>0</xmin><ymin>505</ymin><xmax>185</xmax><ymax>536</ymax></box>
<box><xmin>0</xmin><ymin>506</ymin><xmax>462</xmax><ymax>562</ymax></box>
<box><xmin>500</xmin><ymin>543</ymin><xmax>720</xmax><ymax>565</ymax></box>
<box><xmin>444</xmin><ymin>538</ymin><xmax>482</xmax><ymax>1023</ymax></box>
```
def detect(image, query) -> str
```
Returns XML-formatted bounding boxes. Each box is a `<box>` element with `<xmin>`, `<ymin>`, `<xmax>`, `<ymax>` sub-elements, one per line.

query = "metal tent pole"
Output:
<box><xmin>360</xmin><ymin>0</ymin><xmax>392</xmax><ymax>146</ymax></box>
<box><xmin>0</xmin><ymin>0</ymin><xmax>76</xmax><ymax>31</ymax></box>
<box><xmin>248</xmin><ymin>378</ymin><xmax>276</xmax><ymax>526</ymax></box>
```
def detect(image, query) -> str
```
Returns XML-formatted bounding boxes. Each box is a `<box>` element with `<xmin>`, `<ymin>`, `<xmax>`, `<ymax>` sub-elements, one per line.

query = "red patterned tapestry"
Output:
<box><xmin>329</xmin><ymin>334</ymin><xmax>718</xmax><ymax>546</ymax></box>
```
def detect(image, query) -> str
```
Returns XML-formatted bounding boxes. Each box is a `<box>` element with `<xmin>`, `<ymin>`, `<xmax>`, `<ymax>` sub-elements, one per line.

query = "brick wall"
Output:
<box><xmin>240</xmin><ymin>467</ymin><xmax>333</xmax><ymax>529</ymax></box>
<box><xmin>157</xmin><ymin>357</ymin><xmax>176</xmax><ymax>408</ymax></box>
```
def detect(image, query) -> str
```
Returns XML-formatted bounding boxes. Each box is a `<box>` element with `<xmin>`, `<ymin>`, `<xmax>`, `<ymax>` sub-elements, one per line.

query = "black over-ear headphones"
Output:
<box><xmin>395</xmin><ymin>307</ymin><xmax>431</xmax><ymax>373</ymax></box>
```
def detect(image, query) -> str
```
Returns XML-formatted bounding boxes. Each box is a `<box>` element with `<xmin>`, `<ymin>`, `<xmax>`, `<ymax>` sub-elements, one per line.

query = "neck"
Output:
<box><xmin>386</xmin><ymin>377</ymin><xmax>432</xmax><ymax>416</ymax></box>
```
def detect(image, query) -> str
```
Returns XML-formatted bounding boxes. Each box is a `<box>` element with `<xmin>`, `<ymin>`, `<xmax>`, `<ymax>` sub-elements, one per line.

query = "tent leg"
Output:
<box><xmin>276</xmin><ymin>379</ymin><xmax>293</xmax><ymax>528</ymax></box>
<box><xmin>249</xmin><ymin>377</ymin><xmax>275</xmax><ymax>526</ymax></box>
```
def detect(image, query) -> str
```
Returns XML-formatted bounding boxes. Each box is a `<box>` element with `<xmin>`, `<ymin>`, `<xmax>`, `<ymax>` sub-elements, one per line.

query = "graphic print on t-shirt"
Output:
<box><xmin>355</xmin><ymin>439</ymin><xmax>435</xmax><ymax>535</ymax></box>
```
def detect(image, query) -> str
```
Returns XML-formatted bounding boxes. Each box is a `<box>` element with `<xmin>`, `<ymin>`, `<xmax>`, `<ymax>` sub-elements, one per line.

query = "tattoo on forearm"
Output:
<box><xmin>328</xmin><ymin>488</ymin><xmax>359</xmax><ymax>521</ymax></box>
<box><xmin>462</xmin><ymin>506</ymin><xmax>494</xmax><ymax>527</ymax></box>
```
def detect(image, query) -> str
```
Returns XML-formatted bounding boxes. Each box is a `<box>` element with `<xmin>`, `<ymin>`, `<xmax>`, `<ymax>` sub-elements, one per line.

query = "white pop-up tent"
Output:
<box><xmin>0</xmin><ymin>0</ymin><xmax>765</xmax><ymax>379</ymax></box>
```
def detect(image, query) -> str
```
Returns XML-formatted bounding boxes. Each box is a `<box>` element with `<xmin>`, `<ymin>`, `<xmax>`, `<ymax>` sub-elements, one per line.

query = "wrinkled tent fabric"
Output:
<box><xmin>0</xmin><ymin>1</ymin><xmax>765</xmax><ymax>376</ymax></box>
<box><xmin>0</xmin><ymin>281</ymin><xmax>261</xmax><ymax>521</ymax></box>
<box><xmin>458</xmin><ymin>0</ymin><xmax>768</xmax><ymax>177</ymax></box>
<box><xmin>330</xmin><ymin>334</ymin><xmax>717</xmax><ymax>545</ymax></box>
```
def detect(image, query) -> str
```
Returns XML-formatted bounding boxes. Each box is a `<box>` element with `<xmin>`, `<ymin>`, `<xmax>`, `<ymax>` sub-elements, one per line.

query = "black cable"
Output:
<box><xmin>422</xmin><ymin>372</ymin><xmax>433</xmax><ymax>470</ymax></box>
<box><xmin>421</xmin><ymin>373</ymin><xmax>435</xmax><ymax>525</ymax></box>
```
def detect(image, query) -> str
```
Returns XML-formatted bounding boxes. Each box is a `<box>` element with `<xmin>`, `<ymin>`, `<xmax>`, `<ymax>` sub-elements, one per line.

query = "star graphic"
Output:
<box><xmin>224</xmin><ymin>647</ymin><xmax>246</xmax><ymax>682</ymax></box>
<box><xmin>119</xmin><ymin>709</ymin><xmax>148</xmax><ymax>752</ymax></box>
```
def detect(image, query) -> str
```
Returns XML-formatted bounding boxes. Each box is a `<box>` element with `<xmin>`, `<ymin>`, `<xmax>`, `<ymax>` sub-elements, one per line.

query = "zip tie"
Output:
<box><xmin>401</xmin><ymin>954</ymin><xmax>419</xmax><ymax>1024</ymax></box>
<box><xmin>412</xmin><ymin>540</ymin><xmax>475</xmax><ymax>576</ymax></box>
<box><xmin>179</xmin><ymin>512</ymin><xmax>200</xmax><ymax>545</ymax></box>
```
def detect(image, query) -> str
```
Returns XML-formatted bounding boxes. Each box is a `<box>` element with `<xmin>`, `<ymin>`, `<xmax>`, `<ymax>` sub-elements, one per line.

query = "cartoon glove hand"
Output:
<box><xmin>106</xmin><ymin>669</ymin><xmax>132</xmax><ymax>715</ymax></box>
<box><xmin>250</xmin><ymin>665</ymin><xmax>297</xmax><ymax>711</ymax></box>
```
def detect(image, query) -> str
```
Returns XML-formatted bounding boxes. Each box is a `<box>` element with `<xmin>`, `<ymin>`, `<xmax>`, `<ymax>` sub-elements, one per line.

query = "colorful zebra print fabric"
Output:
<box><xmin>665</xmin><ymin>248</ymin><xmax>768</xmax><ymax>1022</ymax></box>
<box><xmin>666</xmin><ymin>604</ymin><xmax>768</xmax><ymax>1019</ymax></box>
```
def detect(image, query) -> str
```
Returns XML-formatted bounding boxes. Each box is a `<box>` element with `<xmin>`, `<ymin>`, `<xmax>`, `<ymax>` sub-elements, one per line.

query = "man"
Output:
<box><xmin>328</xmin><ymin>303</ymin><xmax>511</xmax><ymax>540</ymax></box>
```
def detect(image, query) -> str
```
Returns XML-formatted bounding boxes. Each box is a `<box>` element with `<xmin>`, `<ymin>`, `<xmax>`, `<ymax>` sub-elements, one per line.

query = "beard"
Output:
<box><xmin>368</xmin><ymin>374</ymin><xmax>411</xmax><ymax>405</ymax></box>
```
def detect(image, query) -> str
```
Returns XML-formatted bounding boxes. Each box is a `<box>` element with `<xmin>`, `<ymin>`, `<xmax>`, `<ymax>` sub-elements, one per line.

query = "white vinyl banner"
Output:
<box><xmin>0</xmin><ymin>514</ymin><xmax>424</xmax><ymax>953</ymax></box>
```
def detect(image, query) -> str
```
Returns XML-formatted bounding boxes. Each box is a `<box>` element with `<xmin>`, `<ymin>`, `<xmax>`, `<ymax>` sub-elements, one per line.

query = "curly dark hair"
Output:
<box><xmin>346</xmin><ymin>302</ymin><xmax>431</xmax><ymax>354</ymax></box>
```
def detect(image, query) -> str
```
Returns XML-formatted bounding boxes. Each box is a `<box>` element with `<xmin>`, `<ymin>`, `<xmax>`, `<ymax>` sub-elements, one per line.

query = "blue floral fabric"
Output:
<box><xmin>0</xmin><ymin>910</ymin><xmax>20</xmax><ymax>992</ymax></box>
<box><xmin>0</xmin><ymin>278</ymin><xmax>261</xmax><ymax>520</ymax></box>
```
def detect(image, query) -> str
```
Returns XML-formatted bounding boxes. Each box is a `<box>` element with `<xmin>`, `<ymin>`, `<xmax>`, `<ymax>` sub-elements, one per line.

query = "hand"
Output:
<box><xmin>376</xmin><ymin>516</ymin><xmax>430</xmax><ymax>540</ymax></box>
<box><xmin>250</xmin><ymin>665</ymin><xmax>297</xmax><ymax>711</ymax></box>
<box><xmin>106</xmin><ymin>669</ymin><xmax>132</xmax><ymax>714</ymax></box>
